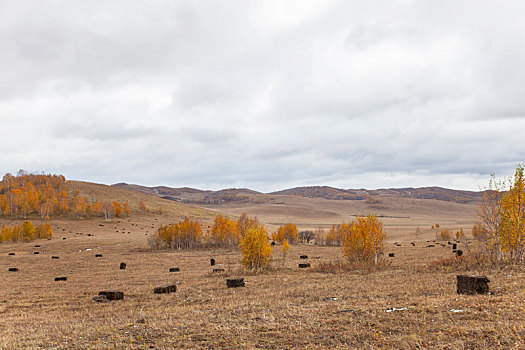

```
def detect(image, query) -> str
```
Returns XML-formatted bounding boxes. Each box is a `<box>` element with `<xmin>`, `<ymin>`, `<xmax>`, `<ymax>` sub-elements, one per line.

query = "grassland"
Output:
<box><xmin>0</xmin><ymin>184</ymin><xmax>524</xmax><ymax>349</ymax></box>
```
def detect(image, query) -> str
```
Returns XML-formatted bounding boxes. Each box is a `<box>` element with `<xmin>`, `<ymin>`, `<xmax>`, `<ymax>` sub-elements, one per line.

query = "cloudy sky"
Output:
<box><xmin>1</xmin><ymin>1</ymin><xmax>524</xmax><ymax>192</ymax></box>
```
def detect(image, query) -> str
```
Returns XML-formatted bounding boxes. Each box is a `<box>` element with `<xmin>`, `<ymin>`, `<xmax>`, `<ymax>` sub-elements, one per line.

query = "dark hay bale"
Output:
<box><xmin>457</xmin><ymin>275</ymin><xmax>490</xmax><ymax>295</ymax></box>
<box><xmin>169</xmin><ymin>267</ymin><xmax>180</xmax><ymax>272</ymax></box>
<box><xmin>154</xmin><ymin>284</ymin><xmax>177</xmax><ymax>294</ymax></box>
<box><xmin>271</xmin><ymin>241</ymin><xmax>276</xmax><ymax>246</ymax></box>
<box><xmin>34</xmin><ymin>245</ymin><xmax>40</xmax><ymax>247</ymax></box>
<box><xmin>99</xmin><ymin>224</ymin><xmax>104</xmax><ymax>227</ymax></box>
<box><xmin>92</xmin><ymin>295</ymin><xmax>109</xmax><ymax>303</ymax></box>
<box><xmin>213</xmin><ymin>268</ymin><xmax>225</xmax><ymax>273</ymax></box>
<box><xmin>95</xmin><ymin>254</ymin><xmax>103</xmax><ymax>258</ymax></box>
<box><xmin>299</xmin><ymin>263</ymin><xmax>311</xmax><ymax>268</ymax></box>
<box><xmin>8</xmin><ymin>268</ymin><xmax>18</xmax><ymax>272</ymax></box>
<box><xmin>452</xmin><ymin>243</ymin><xmax>457</xmax><ymax>250</ymax></box>
<box><xmin>98</xmin><ymin>291</ymin><xmax>124</xmax><ymax>301</ymax></box>
<box><xmin>300</xmin><ymin>255</ymin><xmax>308</xmax><ymax>259</ymax></box>
<box><xmin>120</xmin><ymin>262</ymin><xmax>127</xmax><ymax>270</ymax></box>
<box><xmin>62</xmin><ymin>237</ymin><xmax>67</xmax><ymax>240</ymax></box>
<box><xmin>226</xmin><ymin>278</ymin><xmax>245</xmax><ymax>288</ymax></box>
<box><xmin>388</xmin><ymin>253</ymin><xmax>395</xmax><ymax>257</ymax></box>
<box><xmin>210</xmin><ymin>258</ymin><xmax>216</xmax><ymax>266</ymax></box>
<box><xmin>54</xmin><ymin>277</ymin><xmax>67</xmax><ymax>281</ymax></box>
<box><xmin>87</xmin><ymin>234</ymin><xmax>93</xmax><ymax>237</ymax></box>
<box><xmin>456</xmin><ymin>250</ymin><xmax>463</xmax><ymax>256</ymax></box>
<box><xmin>8</xmin><ymin>253</ymin><xmax>15</xmax><ymax>256</ymax></box>
<box><xmin>411</xmin><ymin>242</ymin><xmax>415</xmax><ymax>246</ymax></box>
<box><xmin>52</xmin><ymin>256</ymin><xmax>60</xmax><ymax>259</ymax></box>
<box><xmin>33</xmin><ymin>252</ymin><xmax>40</xmax><ymax>255</ymax></box>
<box><xmin>426</xmin><ymin>245</ymin><xmax>435</xmax><ymax>248</ymax></box>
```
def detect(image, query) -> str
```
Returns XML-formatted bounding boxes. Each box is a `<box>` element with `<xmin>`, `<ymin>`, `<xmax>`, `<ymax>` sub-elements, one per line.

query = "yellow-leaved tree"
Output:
<box><xmin>342</xmin><ymin>214</ymin><xmax>387</xmax><ymax>265</ymax></box>
<box><xmin>209</xmin><ymin>215</ymin><xmax>239</xmax><ymax>248</ymax></box>
<box><xmin>273</xmin><ymin>223</ymin><xmax>299</xmax><ymax>244</ymax></box>
<box><xmin>499</xmin><ymin>164</ymin><xmax>525</xmax><ymax>261</ymax></box>
<box><xmin>477</xmin><ymin>164</ymin><xmax>525</xmax><ymax>262</ymax></box>
<box><xmin>240</xmin><ymin>225</ymin><xmax>272</xmax><ymax>271</ymax></box>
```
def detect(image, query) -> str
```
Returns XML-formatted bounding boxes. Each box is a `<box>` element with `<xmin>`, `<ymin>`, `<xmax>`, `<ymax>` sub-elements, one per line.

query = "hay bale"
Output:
<box><xmin>299</xmin><ymin>263</ymin><xmax>311</xmax><ymax>268</ymax></box>
<box><xmin>98</xmin><ymin>291</ymin><xmax>124</xmax><ymax>301</ymax></box>
<box><xmin>153</xmin><ymin>284</ymin><xmax>177</xmax><ymax>294</ymax></box>
<box><xmin>388</xmin><ymin>253</ymin><xmax>395</xmax><ymax>257</ymax></box>
<box><xmin>210</xmin><ymin>258</ymin><xmax>216</xmax><ymax>266</ymax></box>
<box><xmin>452</xmin><ymin>243</ymin><xmax>457</xmax><ymax>250</ymax></box>
<box><xmin>271</xmin><ymin>241</ymin><xmax>276</xmax><ymax>246</ymax></box>
<box><xmin>457</xmin><ymin>275</ymin><xmax>490</xmax><ymax>295</ymax></box>
<box><xmin>95</xmin><ymin>254</ymin><xmax>103</xmax><ymax>258</ymax></box>
<box><xmin>120</xmin><ymin>262</ymin><xmax>127</xmax><ymax>270</ymax></box>
<box><xmin>92</xmin><ymin>295</ymin><xmax>109</xmax><ymax>303</ymax></box>
<box><xmin>54</xmin><ymin>277</ymin><xmax>67</xmax><ymax>281</ymax></box>
<box><xmin>300</xmin><ymin>255</ymin><xmax>308</xmax><ymax>259</ymax></box>
<box><xmin>169</xmin><ymin>267</ymin><xmax>180</xmax><ymax>272</ymax></box>
<box><xmin>52</xmin><ymin>256</ymin><xmax>59</xmax><ymax>259</ymax></box>
<box><xmin>213</xmin><ymin>268</ymin><xmax>225</xmax><ymax>273</ymax></box>
<box><xmin>426</xmin><ymin>245</ymin><xmax>435</xmax><ymax>247</ymax></box>
<box><xmin>62</xmin><ymin>237</ymin><xmax>66</xmax><ymax>240</ymax></box>
<box><xmin>226</xmin><ymin>278</ymin><xmax>245</xmax><ymax>288</ymax></box>
<box><xmin>456</xmin><ymin>250</ymin><xmax>463</xmax><ymax>256</ymax></box>
<box><xmin>8</xmin><ymin>267</ymin><xmax>18</xmax><ymax>272</ymax></box>
<box><xmin>33</xmin><ymin>252</ymin><xmax>40</xmax><ymax>255</ymax></box>
<box><xmin>34</xmin><ymin>245</ymin><xmax>40</xmax><ymax>247</ymax></box>
<box><xmin>8</xmin><ymin>253</ymin><xmax>15</xmax><ymax>256</ymax></box>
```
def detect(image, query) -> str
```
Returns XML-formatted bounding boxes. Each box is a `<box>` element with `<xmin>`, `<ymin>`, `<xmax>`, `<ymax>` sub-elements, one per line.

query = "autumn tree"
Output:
<box><xmin>138</xmin><ymin>201</ymin><xmax>148</xmax><ymax>213</ymax></box>
<box><xmin>21</xmin><ymin>221</ymin><xmax>36</xmax><ymax>242</ymax></box>
<box><xmin>209</xmin><ymin>215</ymin><xmax>240</xmax><ymax>248</ymax></box>
<box><xmin>342</xmin><ymin>214</ymin><xmax>387</xmax><ymax>265</ymax></box>
<box><xmin>499</xmin><ymin>165</ymin><xmax>525</xmax><ymax>261</ymax></box>
<box><xmin>274</xmin><ymin>223</ymin><xmax>299</xmax><ymax>244</ymax></box>
<box><xmin>123</xmin><ymin>202</ymin><xmax>131</xmax><ymax>216</ymax></box>
<box><xmin>112</xmin><ymin>201</ymin><xmax>123</xmax><ymax>217</ymax></box>
<box><xmin>237</xmin><ymin>213</ymin><xmax>259</xmax><ymax>238</ymax></box>
<box><xmin>281</xmin><ymin>239</ymin><xmax>290</xmax><ymax>266</ymax></box>
<box><xmin>153</xmin><ymin>218</ymin><xmax>202</xmax><ymax>249</ymax></box>
<box><xmin>476</xmin><ymin>173</ymin><xmax>505</xmax><ymax>260</ymax></box>
<box><xmin>240</xmin><ymin>225</ymin><xmax>272</xmax><ymax>271</ymax></box>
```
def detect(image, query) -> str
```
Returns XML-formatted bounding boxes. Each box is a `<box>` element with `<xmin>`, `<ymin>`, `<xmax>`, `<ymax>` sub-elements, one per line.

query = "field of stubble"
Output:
<box><xmin>1</xmin><ymin>216</ymin><xmax>524</xmax><ymax>349</ymax></box>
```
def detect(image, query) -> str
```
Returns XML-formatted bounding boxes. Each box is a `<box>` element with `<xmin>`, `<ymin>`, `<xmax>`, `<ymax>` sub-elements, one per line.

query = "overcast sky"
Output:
<box><xmin>1</xmin><ymin>1</ymin><xmax>524</xmax><ymax>192</ymax></box>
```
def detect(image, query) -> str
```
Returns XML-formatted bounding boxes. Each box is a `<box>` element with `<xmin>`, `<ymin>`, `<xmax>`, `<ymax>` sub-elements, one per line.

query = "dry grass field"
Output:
<box><xmin>1</xmin><ymin>185</ymin><xmax>524</xmax><ymax>349</ymax></box>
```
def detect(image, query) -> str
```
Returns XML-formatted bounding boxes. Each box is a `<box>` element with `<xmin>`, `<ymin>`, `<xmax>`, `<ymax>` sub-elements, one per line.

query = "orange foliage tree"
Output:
<box><xmin>209</xmin><ymin>215</ymin><xmax>239</xmax><ymax>248</ymax></box>
<box><xmin>273</xmin><ymin>223</ymin><xmax>299</xmax><ymax>244</ymax></box>
<box><xmin>240</xmin><ymin>225</ymin><xmax>272</xmax><ymax>271</ymax></box>
<box><xmin>154</xmin><ymin>218</ymin><xmax>202</xmax><ymax>249</ymax></box>
<box><xmin>0</xmin><ymin>221</ymin><xmax>53</xmax><ymax>243</ymax></box>
<box><xmin>342</xmin><ymin>214</ymin><xmax>387</xmax><ymax>265</ymax></box>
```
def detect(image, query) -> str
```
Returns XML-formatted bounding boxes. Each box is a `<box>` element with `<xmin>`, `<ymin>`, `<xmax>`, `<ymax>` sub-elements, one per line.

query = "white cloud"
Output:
<box><xmin>1</xmin><ymin>1</ymin><xmax>524</xmax><ymax>191</ymax></box>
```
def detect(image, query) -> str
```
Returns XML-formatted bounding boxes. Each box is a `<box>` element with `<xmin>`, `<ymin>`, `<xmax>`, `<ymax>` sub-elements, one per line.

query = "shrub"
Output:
<box><xmin>438</xmin><ymin>229</ymin><xmax>452</xmax><ymax>240</ymax></box>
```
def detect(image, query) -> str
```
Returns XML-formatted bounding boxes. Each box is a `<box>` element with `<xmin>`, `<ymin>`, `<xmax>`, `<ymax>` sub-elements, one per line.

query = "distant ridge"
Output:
<box><xmin>113</xmin><ymin>183</ymin><xmax>483</xmax><ymax>205</ymax></box>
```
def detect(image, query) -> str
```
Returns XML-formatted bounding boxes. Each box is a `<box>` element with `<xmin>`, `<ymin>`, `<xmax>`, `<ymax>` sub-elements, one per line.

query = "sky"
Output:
<box><xmin>1</xmin><ymin>1</ymin><xmax>525</xmax><ymax>193</ymax></box>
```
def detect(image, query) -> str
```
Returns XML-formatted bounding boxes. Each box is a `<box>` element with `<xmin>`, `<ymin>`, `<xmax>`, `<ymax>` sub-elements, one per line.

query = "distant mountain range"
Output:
<box><xmin>112</xmin><ymin>183</ymin><xmax>483</xmax><ymax>205</ymax></box>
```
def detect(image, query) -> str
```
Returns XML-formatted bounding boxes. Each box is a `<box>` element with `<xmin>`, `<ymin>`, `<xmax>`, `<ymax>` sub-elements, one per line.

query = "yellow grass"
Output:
<box><xmin>0</xmin><ymin>184</ymin><xmax>524</xmax><ymax>349</ymax></box>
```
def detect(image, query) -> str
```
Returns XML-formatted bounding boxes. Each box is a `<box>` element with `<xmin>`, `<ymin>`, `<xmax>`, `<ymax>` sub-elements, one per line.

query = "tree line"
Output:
<box><xmin>0</xmin><ymin>172</ymin><xmax>130</xmax><ymax>220</ymax></box>
<box><xmin>0</xmin><ymin>221</ymin><xmax>53</xmax><ymax>243</ymax></box>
